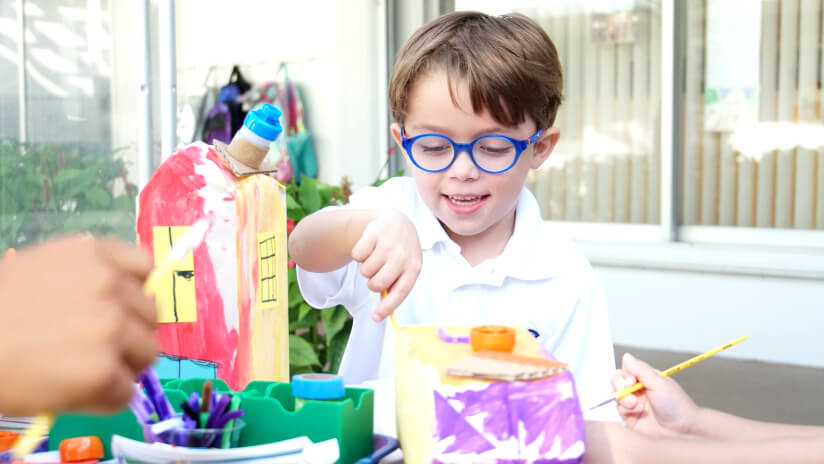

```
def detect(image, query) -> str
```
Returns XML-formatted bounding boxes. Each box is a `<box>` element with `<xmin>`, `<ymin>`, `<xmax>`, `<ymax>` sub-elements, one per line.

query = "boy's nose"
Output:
<box><xmin>447</xmin><ymin>149</ymin><xmax>480</xmax><ymax>180</ymax></box>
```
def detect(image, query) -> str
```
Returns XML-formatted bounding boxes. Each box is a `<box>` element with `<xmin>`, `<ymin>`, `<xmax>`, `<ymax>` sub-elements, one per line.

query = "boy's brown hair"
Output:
<box><xmin>389</xmin><ymin>11</ymin><xmax>563</xmax><ymax>130</ymax></box>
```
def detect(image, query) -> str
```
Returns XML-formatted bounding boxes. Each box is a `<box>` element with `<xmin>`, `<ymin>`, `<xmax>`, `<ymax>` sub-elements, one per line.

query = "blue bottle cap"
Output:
<box><xmin>291</xmin><ymin>373</ymin><xmax>345</xmax><ymax>400</ymax></box>
<box><xmin>243</xmin><ymin>103</ymin><xmax>283</xmax><ymax>142</ymax></box>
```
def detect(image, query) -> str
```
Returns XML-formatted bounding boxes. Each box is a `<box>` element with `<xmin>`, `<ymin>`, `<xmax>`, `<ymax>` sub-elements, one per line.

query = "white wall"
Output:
<box><xmin>598</xmin><ymin>265</ymin><xmax>824</xmax><ymax>368</ymax></box>
<box><xmin>172</xmin><ymin>0</ymin><xmax>385</xmax><ymax>189</ymax></box>
<box><xmin>108</xmin><ymin>0</ymin><xmax>386</xmax><ymax>190</ymax></box>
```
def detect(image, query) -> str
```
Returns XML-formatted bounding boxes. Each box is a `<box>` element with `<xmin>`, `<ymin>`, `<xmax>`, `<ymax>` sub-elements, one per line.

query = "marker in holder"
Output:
<box><xmin>291</xmin><ymin>374</ymin><xmax>345</xmax><ymax>411</ymax></box>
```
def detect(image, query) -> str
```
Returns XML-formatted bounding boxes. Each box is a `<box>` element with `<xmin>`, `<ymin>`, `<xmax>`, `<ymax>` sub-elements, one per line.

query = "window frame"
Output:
<box><xmin>433</xmin><ymin>0</ymin><xmax>824</xmax><ymax>279</ymax></box>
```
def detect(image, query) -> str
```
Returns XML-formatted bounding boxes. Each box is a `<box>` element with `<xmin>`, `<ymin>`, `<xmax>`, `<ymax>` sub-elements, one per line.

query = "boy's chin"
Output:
<box><xmin>438</xmin><ymin>218</ymin><xmax>486</xmax><ymax>239</ymax></box>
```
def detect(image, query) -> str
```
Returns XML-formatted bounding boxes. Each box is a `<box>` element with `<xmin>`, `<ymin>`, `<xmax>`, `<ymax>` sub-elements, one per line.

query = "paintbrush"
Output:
<box><xmin>143</xmin><ymin>215</ymin><xmax>215</xmax><ymax>296</ymax></box>
<box><xmin>380</xmin><ymin>290</ymin><xmax>398</xmax><ymax>331</ymax></box>
<box><xmin>587</xmin><ymin>336</ymin><xmax>748</xmax><ymax>411</ymax></box>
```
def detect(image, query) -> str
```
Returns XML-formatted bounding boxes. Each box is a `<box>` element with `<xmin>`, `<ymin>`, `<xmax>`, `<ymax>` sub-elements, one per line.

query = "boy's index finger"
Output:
<box><xmin>372</xmin><ymin>271</ymin><xmax>416</xmax><ymax>323</ymax></box>
<box><xmin>372</xmin><ymin>288</ymin><xmax>399</xmax><ymax>322</ymax></box>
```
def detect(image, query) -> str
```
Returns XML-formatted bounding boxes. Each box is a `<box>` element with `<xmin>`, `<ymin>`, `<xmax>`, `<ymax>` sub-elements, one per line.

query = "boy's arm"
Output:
<box><xmin>289</xmin><ymin>207</ymin><xmax>422</xmax><ymax>320</ymax></box>
<box><xmin>288</xmin><ymin>208</ymin><xmax>377</xmax><ymax>273</ymax></box>
<box><xmin>585</xmin><ymin>421</ymin><xmax>824</xmax><ymax>464</ymax></box>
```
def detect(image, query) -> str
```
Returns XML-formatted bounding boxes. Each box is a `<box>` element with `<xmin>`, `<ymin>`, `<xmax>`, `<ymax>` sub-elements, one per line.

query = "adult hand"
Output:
<box><xmin>0</xmin><ymin>235</ymin><xmax>158</xmax><ymax>415</ymax></box>
<box><xmin>611</xmin><ymin>353</ymin><xmax>699</xmax><ymax>439</ymax></box>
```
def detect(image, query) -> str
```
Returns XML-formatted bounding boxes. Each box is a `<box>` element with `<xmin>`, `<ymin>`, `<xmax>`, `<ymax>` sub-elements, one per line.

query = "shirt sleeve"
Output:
<box><xmin>547</xmin><ymin>274</ymin><xmax>623</xmax><ymax>423</ymax></box>
<box><xmin>296</xmin><ymin>263</ymin><xmax>355</xmax><ymax>309</ymax></box>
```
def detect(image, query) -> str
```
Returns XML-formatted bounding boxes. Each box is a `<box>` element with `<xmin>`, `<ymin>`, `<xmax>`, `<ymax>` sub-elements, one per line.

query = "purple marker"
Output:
<box><xmin>212</xmin><ymin>409</ymin><xmax>244</xmax><ymax>429</ymax></box>
<box><xmin>205</xmin><ymin>394</ymin><xmax>231</xmax><ymax>429</ymax></box>
<box><xmin>138</xmin><ymin>368</ymin><xmax>174</xmax><ymax>420</ymax></box>
<box><xmin>128</xmin><ymin>384</ymin><xmax>152</xmax><ymax>424</ymax></box>
<box><xmin>188</xmin><ymin>392</ymin><xmax>200</xmax><ymax>411</ymax></box>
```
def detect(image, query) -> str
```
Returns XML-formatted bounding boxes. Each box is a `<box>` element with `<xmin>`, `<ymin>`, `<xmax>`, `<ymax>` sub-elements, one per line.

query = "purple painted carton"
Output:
<box><xmin>395</xmin><ymin>326</ymin><xmax>585</xmax><ymax>463</ymax></box>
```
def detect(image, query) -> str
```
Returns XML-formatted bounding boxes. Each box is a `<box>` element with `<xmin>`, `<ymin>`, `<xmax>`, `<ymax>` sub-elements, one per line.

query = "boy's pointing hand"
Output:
<box><xmin>351</xmin><ymin>210</ymin><xmax>422</xmax><ymax>322</ymax></box>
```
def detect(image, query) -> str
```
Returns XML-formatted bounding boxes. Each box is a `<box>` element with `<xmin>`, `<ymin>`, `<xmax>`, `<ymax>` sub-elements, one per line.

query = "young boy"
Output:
<box><xmin>289</xmin><ymin>11</ymin><xmax>617</xmax><ymax>419</ymax></box>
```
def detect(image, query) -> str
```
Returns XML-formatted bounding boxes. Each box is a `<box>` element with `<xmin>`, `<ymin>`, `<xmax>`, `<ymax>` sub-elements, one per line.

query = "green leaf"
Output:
<box><xmin>289</xmin><ymin>365</ymin><xmax>315</xmax><ymax>375</ymax></box>
<box><xmin>285</xmin><ymin>194</ymin><xmax>301</xmax><ymax>211</ymax></box>
<box><xmin>286</xmin><ymin>208</ymin><xmax>306</xmax><ymax>222</ymax></box>
<box><xmin>84</xmin><ymin>186</ymin><xmax>113</xmax><ymax>209</ymax></box>
<box><xmin>289</xmin><ymin>334</ymin><xmax>321</xmax><ymax>367</ymax></box>
<box><xmin>321</xmin><ymin>305</ymin><xmax>350</xmax><ymax>345</ymax></box>
<box><xmin>0</xmin><ymin>190</ymin><xmax>19</xmax><ymax>214</ymax></box>
<box><xmin>288</xmin><ymin>281</ymin><xmax>303</xmax><ymax>307</ymax></box>
<box><xmin>298</xmin><ymin>178</ymin><xmax>322</xmax><ymax>213</ymax></box>
<box><xmin>112</xmin><ymin>194</ymin><xmax>135</xmax><ymax>212</ymax></box>
<box><xmin>53</xmin><ymin>168</ymin><xmax>84</xmax><ymax>185</ymax></box>
<box><xmin>289</xmin><ymin>304</ymin><xmax>318</xmax><ymax>331</ymax></box>
<box><xmin>298</xmin><ymin>302</ymin><xmax>313</xmax><ymax>320</ymax></box>
<box><xmin>327</xmin><ymin>320</ymin><xmax>352</xmax><ymax>374</ymax></box>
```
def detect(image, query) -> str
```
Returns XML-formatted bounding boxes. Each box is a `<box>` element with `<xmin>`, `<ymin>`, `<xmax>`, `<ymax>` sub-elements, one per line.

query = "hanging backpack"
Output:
<box><xmin>202</xmin><ymin>66</ymin><xmax>252</xmax><ymax>144</ymax></box>
<box><xmin>201</xmin><ymin>102</ymin><xmax>232</xmax><ymax>144</ymax></box>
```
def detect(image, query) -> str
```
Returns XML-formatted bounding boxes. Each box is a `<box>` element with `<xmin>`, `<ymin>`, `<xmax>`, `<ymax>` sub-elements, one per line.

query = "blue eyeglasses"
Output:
<box><xmin>400</xmin><ymin>128</ymin><xmax>544</xmax><ymax>174</ymax></box>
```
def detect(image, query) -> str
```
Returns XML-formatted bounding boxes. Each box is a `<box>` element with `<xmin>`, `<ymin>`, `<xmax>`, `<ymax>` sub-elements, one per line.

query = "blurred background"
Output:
<box><xmin>0</xmin><ymin>0</ymin><xmax>821</xmax><ymax>424</ymax></box>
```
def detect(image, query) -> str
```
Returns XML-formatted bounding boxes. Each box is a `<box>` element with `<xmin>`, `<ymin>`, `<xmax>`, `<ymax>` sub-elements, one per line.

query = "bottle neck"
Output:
<box><xmin>226</xmin><ymin>133</ymin><xmax>269</xmax><ymax>169</ymax></box>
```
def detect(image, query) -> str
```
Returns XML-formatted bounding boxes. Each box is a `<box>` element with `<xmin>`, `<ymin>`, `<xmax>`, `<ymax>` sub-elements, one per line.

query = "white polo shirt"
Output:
<box><xmin>297</xmin><ymin>177</ymin><xmax>619</xmax><ymax>421</ymax></box>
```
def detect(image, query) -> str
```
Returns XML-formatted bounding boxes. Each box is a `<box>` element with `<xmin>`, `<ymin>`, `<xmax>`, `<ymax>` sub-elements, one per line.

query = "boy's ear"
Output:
<box><xmin>390</xmin><ymin>123</ymin><xmax>404</xmax><ymax>148</ymax></box>
<box><xmin>390</xmin><ymin>123</ymin><xmax>414</xmax><ymax>169</ymax></box>
<box><xmin>529</xmin><ymin>127</ymin><xmax>560</xmax><ymax>170</ymax></box>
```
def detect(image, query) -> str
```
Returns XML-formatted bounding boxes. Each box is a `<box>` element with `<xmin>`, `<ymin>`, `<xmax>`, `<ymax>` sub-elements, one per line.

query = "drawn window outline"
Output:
<box><xmin>152</xmin><ymin>225</ymin><xmax>197</xmax><ymax>323</ymax></box>
<box><xmin>258</xmin><ymin>232</ymin><xmax>277</xmax><ymax>307</ymax></box>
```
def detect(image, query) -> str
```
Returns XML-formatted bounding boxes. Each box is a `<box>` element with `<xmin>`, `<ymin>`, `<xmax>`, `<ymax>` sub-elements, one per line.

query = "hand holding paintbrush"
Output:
<box><xmin>588</xmin><ymin>336</ymin><xmax>748</xmax><ymax>413</ymax></box>
<box><xmin>11</xmin><ymin>217</ymin><xmax>214</xmax><ymax>458</ymax></box>
<box><xmin>2</xmin><ymin>236</ymin><xmax>158</xmax><ymax>458</ymax></box>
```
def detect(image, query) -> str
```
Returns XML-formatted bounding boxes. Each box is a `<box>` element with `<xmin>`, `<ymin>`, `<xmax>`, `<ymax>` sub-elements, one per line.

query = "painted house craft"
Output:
<box><xmin>137</xmin><ymin>130</ymin><xmax>289</xmax><ymax>391</ymax></box>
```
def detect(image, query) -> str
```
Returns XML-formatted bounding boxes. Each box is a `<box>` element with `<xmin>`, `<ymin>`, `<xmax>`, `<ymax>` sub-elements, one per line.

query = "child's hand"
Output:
<box><xmin>612</xmin><ymin>353</ymin><xmax>699</xmax><ymax>439</ymax></box>
<box><xmin>350</xmin><ymin>210</ymin><xmax>422</xmax><ymax>322</ymax></box>
<box><xmin>0</xmin><ymin>236</ymin><xmax>158</xmax><ymax>415</ymax></box>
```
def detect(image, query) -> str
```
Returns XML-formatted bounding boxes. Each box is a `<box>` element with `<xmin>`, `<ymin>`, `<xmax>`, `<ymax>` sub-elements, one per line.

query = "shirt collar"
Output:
<box><xmin>412</xmin><ymin>186</ymin><xmax>567</xmax><ymax>281</ymax></box>
<box><xmin>493</xmin><ymin>188</ymin><xmax>566</xmax><ymax>280</ymax></box>
<box><xmin>412</xmin><ymin>193</ymin><xmax>451</xmax><ymax>251</ymax></box>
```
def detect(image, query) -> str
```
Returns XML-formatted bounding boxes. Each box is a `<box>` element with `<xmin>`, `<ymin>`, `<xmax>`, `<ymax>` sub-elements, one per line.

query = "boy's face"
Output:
<box><xmin>391</xmin><ymin>69</ymin><xmax>559</xmax><ymax>247</ymax></box>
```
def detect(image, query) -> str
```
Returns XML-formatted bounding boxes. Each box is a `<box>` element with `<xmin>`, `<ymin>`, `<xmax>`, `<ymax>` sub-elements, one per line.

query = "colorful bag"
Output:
<box><xmin>279</xmin><ymin>63</ymin><xmax>318</xmax><ymax>184</ymax></box>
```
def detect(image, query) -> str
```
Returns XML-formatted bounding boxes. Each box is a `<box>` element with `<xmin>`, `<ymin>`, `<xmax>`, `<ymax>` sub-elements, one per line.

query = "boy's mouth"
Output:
<box><xmin>443</xmin><ymin>194</ymin><xmax>490</xmax><ymax>214</ymax></box>
<box><xmin>446</xmin><ymin>194</ymin><xmax>488</xmax><ymax>206</ymax></box>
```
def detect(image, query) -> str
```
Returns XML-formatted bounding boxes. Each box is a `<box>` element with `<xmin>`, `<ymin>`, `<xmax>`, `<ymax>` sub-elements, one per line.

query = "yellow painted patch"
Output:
<box><xmin>152</xmin><ymin>226</ymin><xmax>197</xmax><ymax>323</ymax></box>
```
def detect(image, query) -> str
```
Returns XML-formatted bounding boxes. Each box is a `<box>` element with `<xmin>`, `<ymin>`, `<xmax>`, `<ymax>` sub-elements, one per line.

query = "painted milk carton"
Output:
<box><xmin>395</xmin><ymin>326</ymin><xmax>586</xmax><ymax>463</ymax></box>
<box><xmin>137</xmin><ymin>104</ymin><xmax>289</xmax><ymax>391</ymax></box>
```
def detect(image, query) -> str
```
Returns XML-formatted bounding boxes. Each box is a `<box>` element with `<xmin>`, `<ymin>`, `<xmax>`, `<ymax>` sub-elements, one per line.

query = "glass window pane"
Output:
<box><xmin>452</xmin><ymin>1</ymin><xmax>663</xmax><ymax>224</ymax></box>
<box><xmin>0</xmin><ymin>0</ymin><xmax>137</xmax><ymax>252</ymax></box>
<box><xmin>0</xmin><ymin>2</ymin><xmax>19</xmax><ymax>140</ymax></box>
<box><xmin>681</xmin><ymin>0</ymin><xmax>824</xmax><ymax>230</ymax></box>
